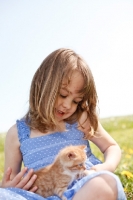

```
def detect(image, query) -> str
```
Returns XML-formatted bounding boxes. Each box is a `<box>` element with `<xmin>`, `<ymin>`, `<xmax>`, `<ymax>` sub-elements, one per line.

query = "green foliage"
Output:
<box><xmin>0</xmin><ymin>115</ymin><xmax>133</xmax><ymax>199</ymax></box>
<box><xmin>100</xmin><ymin>115</ymin><xmax>133</xmax><ymax>132</ymax></box>
<box><xmin>0</xmin><ymin>133</ymin><xmax>5</xmax><ymax>180</ymax></box>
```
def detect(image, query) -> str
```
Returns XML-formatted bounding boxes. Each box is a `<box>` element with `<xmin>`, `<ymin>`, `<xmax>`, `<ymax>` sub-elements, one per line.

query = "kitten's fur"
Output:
<box><xmin>33</xmin><ymin>145</ymin><xmax>87</xmax><ymax>200</ymax></box>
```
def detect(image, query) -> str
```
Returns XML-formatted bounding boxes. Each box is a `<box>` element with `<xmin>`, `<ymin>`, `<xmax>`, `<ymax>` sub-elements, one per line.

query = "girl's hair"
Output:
<box><xmin>25</xmin><ymin>48</ymin><xmax>98</xmax><ymax>139</ymax></box>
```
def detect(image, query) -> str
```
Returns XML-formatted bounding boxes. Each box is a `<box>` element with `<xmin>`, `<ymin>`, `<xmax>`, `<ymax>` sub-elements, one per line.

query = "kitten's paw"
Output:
<box><xmin>76</xmin><ymin>173</ymin><xmax>83</xmax><ymax>179</ymax></box>
<box><xmin>76</xmin><ymin>170</ymin><xmax>88</xmax><ymax>179</ymax></box>
<box><xmin>78</xmin><ymin>170</ymin><xmax>96</xmax><ymax>179</ymax></box>
<box><xmin>62</xmin><ymin>196</ymin><xmax>67</xmax><ymax>200</ymax></box>
<box><xmin>76</xmin><ymin>169</ymin><xmax>96</xmax><ymax>180</ymax></box>
<box><xmin>84</xmin><ymin>169</ymin><xmax>96</xmax><ymax>176</ymax></box>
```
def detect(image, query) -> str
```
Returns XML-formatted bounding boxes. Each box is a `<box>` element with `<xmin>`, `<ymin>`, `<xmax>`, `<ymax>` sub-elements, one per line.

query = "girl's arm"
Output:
<box><xmin>1</xmin><ymin>124</ymin><xmax>37</xmax><ymax>191</ymax></box>
<box><xmin>90</xmin><ymin>121</ymin><xmax>121</xmax><ymax>172</ymax></box>
<box><xmin>78</xmin><ymin>112</ymin><xmax>121</xmax><ymax>172</ymax></box>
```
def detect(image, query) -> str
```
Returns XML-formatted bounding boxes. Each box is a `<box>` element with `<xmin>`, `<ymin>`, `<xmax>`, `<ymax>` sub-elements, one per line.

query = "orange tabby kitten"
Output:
<box><xmin>33</xmin><ymin>145</ymin><xmax>87</xmax><ymax>200</ymax></box>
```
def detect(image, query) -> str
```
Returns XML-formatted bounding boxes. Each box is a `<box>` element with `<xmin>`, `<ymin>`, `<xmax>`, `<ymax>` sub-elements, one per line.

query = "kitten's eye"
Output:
<box><xmin>78</xmin><ymin>163</ymin><xmax>83</xmax><ymax>167</ymax></box>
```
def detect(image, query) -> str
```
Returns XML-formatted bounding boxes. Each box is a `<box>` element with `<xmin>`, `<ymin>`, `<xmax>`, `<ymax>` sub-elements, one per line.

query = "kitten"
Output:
<box><xmin>33</xmin><ymin>145</ymin><xmax>87</xmax><ymax>200</ymax></box>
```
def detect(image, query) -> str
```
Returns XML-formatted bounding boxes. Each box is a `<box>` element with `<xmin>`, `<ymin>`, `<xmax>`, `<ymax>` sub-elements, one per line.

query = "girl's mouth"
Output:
<box><xmin>56</xmin><ymin>109</ymin><xmax>65</xmax><ymax>117</ymax></box>
<box><xmin>57</xmin><ymin>110</ymin><xmax>64</xmax><ymax>115</ymax></box>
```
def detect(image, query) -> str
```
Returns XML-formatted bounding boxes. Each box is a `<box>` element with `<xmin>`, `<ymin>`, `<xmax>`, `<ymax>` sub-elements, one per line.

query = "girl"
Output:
<box><xmin>0</xmin><ymin>48</ymin><xmax>126</xmax><ymax>200</ymax></box>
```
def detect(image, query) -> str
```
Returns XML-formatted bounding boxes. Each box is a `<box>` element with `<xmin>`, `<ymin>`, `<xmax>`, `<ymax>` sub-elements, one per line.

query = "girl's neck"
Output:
<box><xmin>30</xmin><ymin>121</ymin><xmax>66</xmax><ymax>138</ymax></box>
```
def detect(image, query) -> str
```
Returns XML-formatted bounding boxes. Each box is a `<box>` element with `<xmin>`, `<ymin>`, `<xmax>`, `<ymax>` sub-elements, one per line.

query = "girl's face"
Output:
<box><xmin>54</xmin><ymin>71</ymin><xmax>84</xmax><ymax>122</ymax></box>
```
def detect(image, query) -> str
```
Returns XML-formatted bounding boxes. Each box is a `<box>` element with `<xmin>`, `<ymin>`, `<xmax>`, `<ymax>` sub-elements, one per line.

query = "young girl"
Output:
<box><xmin>0</xmin><ymin>48</ymin><xmax>126</xmax><ymax>200</ymax></box>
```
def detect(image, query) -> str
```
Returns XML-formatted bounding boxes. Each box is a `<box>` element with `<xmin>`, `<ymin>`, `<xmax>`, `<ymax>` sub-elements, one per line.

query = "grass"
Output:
<box><xmin>0</xmin><ymin>115</ymin><xmax>133</xmax><ymax>199</ymax></box>
<box><xmin>0</xmin><ymin>133</ymin><xmax>5</xmax><ymax>181</ymax></box>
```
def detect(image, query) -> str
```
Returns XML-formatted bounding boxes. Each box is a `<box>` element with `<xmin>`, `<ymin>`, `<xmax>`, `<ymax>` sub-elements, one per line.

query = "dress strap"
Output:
<box><xmin>16</xmin><ymin>119</ymin><xmax>30</xmax><ymax>143</ymax></box>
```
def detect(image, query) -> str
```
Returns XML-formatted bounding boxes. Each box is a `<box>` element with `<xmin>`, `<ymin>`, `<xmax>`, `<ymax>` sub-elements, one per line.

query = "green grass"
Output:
<box><xmin>0</xmin><ymin>133</ymin><xmax>5</xmax><ymax>180</ymax></box>
<box><xmin>0</xmin><ymin>115</ymin><xmax>133</xmax><ymax>199</ymax></box>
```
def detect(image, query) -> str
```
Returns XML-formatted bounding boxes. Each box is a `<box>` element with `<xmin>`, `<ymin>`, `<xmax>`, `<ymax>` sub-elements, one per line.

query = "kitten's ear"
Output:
<box><xmin>67</xmin><ymin>152</ymin><xmax>76</xmax><ymax>160</ymax></box>
<box><xmin>79</xmin><ymin>145</ymin><xmax>86</xmax><ymax>150</ymax></box>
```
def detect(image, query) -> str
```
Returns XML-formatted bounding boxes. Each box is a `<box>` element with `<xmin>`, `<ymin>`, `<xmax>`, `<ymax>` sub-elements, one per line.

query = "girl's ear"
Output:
<box><xmin>67</xmin><ymin>152</ymin><xmax>76</xmax><ymax>160</ymax></box>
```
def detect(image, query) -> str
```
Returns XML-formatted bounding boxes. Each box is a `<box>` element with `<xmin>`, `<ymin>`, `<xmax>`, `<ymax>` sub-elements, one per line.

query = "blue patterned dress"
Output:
<box><xmin>0</xmin><ymin>119</ymin><xmax>126</xmax><ymax>200</ymax></box>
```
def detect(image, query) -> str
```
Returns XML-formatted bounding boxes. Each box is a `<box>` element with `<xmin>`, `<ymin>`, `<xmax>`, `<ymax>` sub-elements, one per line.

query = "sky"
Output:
<box><xmin>0</xmin><ymin>0</ymin><xmax>133</xmax><ymax>132</ymax></box>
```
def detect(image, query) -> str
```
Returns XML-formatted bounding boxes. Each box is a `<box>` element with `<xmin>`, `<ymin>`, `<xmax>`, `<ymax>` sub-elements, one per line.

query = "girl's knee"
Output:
<box><xmin>88</xmin><ymin>174</ymin><xmax>117</xmax><ymax>199</ymax></box>
<box><xmin>95</xmin><ymin>174</ymin><xmax>117</xmax><ymax>199</ymax></box>
<box><xmin>99</xmin><ymin>173</ymin><xmax>117</xmax><ymax>188</ymax></box>
<box><xmin>73</xmin><ymin>174</ymin><xmax>118</xmax><ymax>200</ymax></box>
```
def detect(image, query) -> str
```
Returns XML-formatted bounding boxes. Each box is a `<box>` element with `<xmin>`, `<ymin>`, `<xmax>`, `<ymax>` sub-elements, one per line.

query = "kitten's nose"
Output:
<box><xmin>83</xmin><ymin>166</ymin><xmax>86</xmax><ymax>170</ymax></box>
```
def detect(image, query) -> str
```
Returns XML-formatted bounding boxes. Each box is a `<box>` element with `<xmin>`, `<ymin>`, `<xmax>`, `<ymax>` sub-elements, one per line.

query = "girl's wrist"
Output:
<box><xmin>91</xmin><ymin>163</ymin><xmax>116</xmax><ymax>172</ymax></box>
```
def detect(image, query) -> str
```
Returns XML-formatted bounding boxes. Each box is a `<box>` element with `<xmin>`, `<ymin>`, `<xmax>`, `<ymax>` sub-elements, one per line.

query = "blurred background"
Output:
<box><xmin>0</xmin><ymin>0</ymin><xmax>133</xmax><ymax>132</ymax></box>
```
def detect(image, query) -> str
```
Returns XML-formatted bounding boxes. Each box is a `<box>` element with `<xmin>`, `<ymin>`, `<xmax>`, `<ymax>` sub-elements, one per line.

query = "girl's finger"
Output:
<box><xmin>22</xmin><ymin>174</ymin><xmax>37</xmax><ymax>190</ymax></box>
<box><xmin>4</xmin><ymin>167</ymin><xmax>12</xmax><ymax>182</ymax></box>
<box><xmin>12</xmin><ymin>167</ymin><xmax>28</xmax><ymax>186</ymax></box>
<box><xmin>29</xmin><ymin>185</ymin><xmax>38</xmax><ymax>193</ymax></box>
<box><xmin>1</xmin><ymin>167</ymin><xmax>12</xmax><ymax>187</ymax></box>
<box><xmin>16</xmin><ymin>169</ymin><xmax>35</xmax><ymax>189</ymax></box>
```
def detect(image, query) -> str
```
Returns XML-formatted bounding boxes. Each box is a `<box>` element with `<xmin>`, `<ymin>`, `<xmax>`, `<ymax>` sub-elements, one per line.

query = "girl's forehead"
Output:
<box><xmin>62</xmin><ymin>71</ymin><xmax>85</xmax><ymax>93</ymax></box>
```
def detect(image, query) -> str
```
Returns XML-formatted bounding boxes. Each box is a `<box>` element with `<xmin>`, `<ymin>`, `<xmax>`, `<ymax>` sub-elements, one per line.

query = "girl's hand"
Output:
<box><xmin>90</xmin><ymin>163</ymin><xmax>108</xmax><ymax>172</ymax></box>
<box><xmin>1</xmin><ymin>167</ymin><xmax>38</xmax><ymax>192</ymax></box>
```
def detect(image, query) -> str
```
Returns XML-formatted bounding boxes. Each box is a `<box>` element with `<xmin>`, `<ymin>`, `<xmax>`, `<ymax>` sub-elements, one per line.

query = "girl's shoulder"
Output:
<box><xmin>6</xmin><ymin>124</ymin><xmax>18</xmax><ymax>138</ymax></box>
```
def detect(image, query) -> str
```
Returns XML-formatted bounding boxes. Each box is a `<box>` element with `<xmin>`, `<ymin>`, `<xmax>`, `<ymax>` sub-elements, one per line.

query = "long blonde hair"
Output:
<box><xmin>25</xmin><ymin>48</ymin><xmax>98</xmax><ymax>138</ymax></box>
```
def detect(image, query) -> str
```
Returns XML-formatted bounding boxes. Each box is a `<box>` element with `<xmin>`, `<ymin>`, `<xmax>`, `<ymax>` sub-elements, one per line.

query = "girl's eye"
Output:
<box><xmin>73</xmin><ymin>101</ymin><xmax>79</xmax><ymax>104</ymax></box>
<box><xmin>60</xmin><ymin>94</ymin><xmax>67</xmax><ymax>98</ymax></box>
<box><xmin>73</xmin><ymin>101</ymin><xmax>81</xmax><ymax>104</ymax></box>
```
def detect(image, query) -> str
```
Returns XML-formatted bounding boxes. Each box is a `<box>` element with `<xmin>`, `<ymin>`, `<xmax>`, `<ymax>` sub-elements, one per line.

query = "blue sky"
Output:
<box><xmin>0</xmin><ymin>0</ymin><xmax>133</xmax><ymax>132</ymax></box>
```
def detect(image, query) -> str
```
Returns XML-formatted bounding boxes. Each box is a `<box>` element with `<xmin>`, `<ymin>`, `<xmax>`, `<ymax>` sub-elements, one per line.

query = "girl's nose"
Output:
<box><xmin>62</xmin><ymin>99</ymin><xmax>71</xmax><ymax>109</ymax></box>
